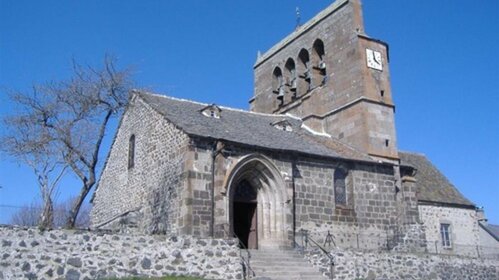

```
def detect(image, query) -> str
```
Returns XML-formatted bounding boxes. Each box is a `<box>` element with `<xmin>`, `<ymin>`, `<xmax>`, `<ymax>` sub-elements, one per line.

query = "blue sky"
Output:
<box><xmin>0</xmin><ymin>0</ymin><xmax>498</xmax><ymax>224</ymax></box>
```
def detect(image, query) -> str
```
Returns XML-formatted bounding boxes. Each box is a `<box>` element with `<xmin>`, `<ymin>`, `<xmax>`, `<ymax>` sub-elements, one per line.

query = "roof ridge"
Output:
<box><xmin>255</xmin><ymin>0</ymin><xmax>349</xmax><ymax>66</ymax></box>
<box><xmin>136</xmin><ymin>90</ymin><xmax>300</xmax><ymax>120</ymax></box>
<box><xmin>398</xmin><ymin>150</ymin><xmax>427</xmax><ymax>157</ymax></box>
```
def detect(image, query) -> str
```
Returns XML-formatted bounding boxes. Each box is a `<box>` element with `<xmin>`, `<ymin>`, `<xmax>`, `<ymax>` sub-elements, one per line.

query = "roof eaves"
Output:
<box><xmin>479</xmin><ymin>222</ymin><xmax>499</xmax><ymax>242</ymax></box>
<box><xmin>190</xmin><ymin>134</ymin><xmax>387</xmax><ymax>168</ymax></box>
<box><xmin>418</xmin><ymin>199</ymin><xmax>476</xmax><ymax>209</ymax></box>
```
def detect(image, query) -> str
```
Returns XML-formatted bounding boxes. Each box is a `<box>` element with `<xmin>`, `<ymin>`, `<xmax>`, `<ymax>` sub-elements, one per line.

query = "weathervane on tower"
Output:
<box><xmin>295</xmin><ymin>7</ymin><xmax>301</xmax><ymax>30</ymax></box>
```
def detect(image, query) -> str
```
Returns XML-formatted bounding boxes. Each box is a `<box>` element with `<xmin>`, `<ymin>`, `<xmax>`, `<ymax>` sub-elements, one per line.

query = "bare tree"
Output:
<box><xmin>2</xmin><ymin>95</ymin><xmax>67</xmax><ymax>229</ymax></box>
<box><xmin>1</xmin><ymin>55</ymin><xmax>133</xmax><ymax>228</ymax></box>
<box><xmin>53</xmin><ymin>197</ymin><xmax>91</xmax><ymax>228</ymax></box>
<box><xmin>10</xmin><ymin>201</ymin><xmax>41</xmax><ymax>227</ymax></box>
<box><xmin>10</xmin><ymin>198</ymin><xmax>91</xmax><ymax>228</ymax></box>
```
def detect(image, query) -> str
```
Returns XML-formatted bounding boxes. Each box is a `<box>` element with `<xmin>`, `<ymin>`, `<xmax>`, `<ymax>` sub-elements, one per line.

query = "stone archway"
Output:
<box><xmin>226</xmin><ymin>155</ymin><xmax>291</xmax><ymax>249</ymax></box>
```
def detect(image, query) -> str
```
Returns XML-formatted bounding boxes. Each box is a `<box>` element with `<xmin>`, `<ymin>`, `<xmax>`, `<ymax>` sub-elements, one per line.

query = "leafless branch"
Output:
<box><xmin>1</xmin><ymin>55</ymin><xmax>134</xmax><ymax>228</ymax></box>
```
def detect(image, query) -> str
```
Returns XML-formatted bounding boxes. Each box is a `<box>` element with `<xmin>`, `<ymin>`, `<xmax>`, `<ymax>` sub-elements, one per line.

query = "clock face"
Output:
<box><xmin>366</xmin><ymin>48</ymin><xmax>383</xmax><ymax>71</ymax></box>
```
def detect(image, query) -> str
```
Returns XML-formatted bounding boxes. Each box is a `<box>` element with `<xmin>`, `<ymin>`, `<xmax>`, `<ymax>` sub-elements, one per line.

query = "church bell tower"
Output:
<box><xmin>250</xmin><ymin>0</ymin><xmax>398</xmax><ymax>162</ymax></box>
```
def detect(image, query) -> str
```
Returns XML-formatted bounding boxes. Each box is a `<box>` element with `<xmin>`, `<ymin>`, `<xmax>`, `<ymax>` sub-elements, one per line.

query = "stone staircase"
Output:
<box><xmin>245</xmin><ymin>249</ymin><xmax>328</xmax><ymax>280</ymax></box>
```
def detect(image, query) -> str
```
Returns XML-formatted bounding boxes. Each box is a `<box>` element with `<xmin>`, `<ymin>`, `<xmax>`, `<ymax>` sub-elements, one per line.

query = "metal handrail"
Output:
<box><xmin>222</xmin><ymin>227</ymin><xmax>256</xmax><ymax>279</ymax></box>
<box><xmin>300</xmin><ymin>229</ymin><xmax>335</xmax><ymax>280</ymax></box>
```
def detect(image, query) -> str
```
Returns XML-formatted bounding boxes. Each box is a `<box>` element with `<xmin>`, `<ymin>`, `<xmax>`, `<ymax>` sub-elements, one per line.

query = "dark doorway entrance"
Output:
<box><xmin>233</xmin><ymin>202</ymin><xmax>257</xmax><ymax>249</ymax></box>
<box><xmin>233</xmin><ymin>179</ymin><xmax>258</xmax><ymax>249</ymax></box>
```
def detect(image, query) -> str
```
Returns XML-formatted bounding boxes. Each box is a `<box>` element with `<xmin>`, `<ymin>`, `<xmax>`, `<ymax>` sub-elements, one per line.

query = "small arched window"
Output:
<box><xmin>285</xmin><ymin>58</ymin><xmax>297</xmax><ymax>96</ymax></box>
<box><xmin>312</xmin><ymin>39</ymin><xmax>327</xmax><ymax>86</ymax></box>
<box><xmin>298</xmin><ymin>49</ymin><xmax>311</xmax><ymax>93</ymax></box>
<box><xmin>334</xmin><ymin>168</ymin><xmax>347</xmax><ymax>205</ymax></box>
<box><xmin>272</xmin><ymin>67</ymin><xmax>284</xmax><ymax>104</ymax></box>
<box><xmin>128</xmin><ymin>134</ymin><xmax>135</xmax><ymax>169</ymax></box>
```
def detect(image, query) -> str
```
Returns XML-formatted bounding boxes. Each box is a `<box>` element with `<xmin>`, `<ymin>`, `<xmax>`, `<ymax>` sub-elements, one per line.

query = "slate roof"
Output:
<box><xmin>399</xmin><ymin>151</ymin><xmax>475</xmax><ymax>207</ymax></box>
<box><xmin>136</xmin><ymin>91</ymin><xmax>373</xmax><ymax>163</ymax></box>
<box><xmin>480</xmin><ymin>223</ymin><xmax>499</xmax><ymax>242</ymax></box>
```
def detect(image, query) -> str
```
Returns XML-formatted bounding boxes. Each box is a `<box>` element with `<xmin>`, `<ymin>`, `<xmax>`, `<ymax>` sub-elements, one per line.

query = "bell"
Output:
<box><xmin>277</xmin><ymin>88</ymin><xmax>285</xmax><ymax>100</ymax></box>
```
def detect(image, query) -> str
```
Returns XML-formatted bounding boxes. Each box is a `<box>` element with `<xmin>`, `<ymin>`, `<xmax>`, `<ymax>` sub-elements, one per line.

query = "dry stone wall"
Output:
<box><xmin>305</xmin><ymin>247</ymin><xmax>499</xmax><ymax>280</ymax></box>
<box><xmin>0</xmin><ymin>226</ymin><xmax>242</xmax><ymax>280</ymax></box>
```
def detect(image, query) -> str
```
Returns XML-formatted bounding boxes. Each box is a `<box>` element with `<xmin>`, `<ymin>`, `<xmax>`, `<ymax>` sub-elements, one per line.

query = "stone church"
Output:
<box><xmin>91</xmin><ymin>0</ymin><xmax>492</xmax><ymax>255</ymax></box>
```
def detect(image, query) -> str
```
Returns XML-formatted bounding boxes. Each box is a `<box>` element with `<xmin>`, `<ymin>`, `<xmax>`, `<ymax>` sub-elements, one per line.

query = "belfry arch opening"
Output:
<box><xmin>285</xmin><ymin>58</ymin><xmax>297</xmax><ymax>99</ymax></box>
<box><xmin>272</xmin><ymin>67</ymin><xmax>284</xmax><ymax>105</ymax></box>
<box><xmin>226</xmin><ymin>155</ymin><xmax>291</xmax><ymax>249</ymax></box>
<box><xmin>312</xmin><ymin>39</ymin><xmax>327</xmax><ymax>85</ymax></box>
<box><xmin>298</xmin><ymin>48</ymin><xmax>311</xmax><ymax>94</ymax></box>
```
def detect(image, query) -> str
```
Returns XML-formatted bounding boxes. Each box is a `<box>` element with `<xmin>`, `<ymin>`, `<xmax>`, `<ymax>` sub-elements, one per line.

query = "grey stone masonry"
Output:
<box><xmin>305</xmin><ymin>247</ymin><xmax>499</xmax><ymax>280</ymax></box>
<box><xmin>185</xmin><ymin>138</ymin><xmax>421</xmax><ymax>250</ymax></box>
<box><xmin>0</xmin><ymin>226</ymin><xmax>243</xmax><ymax>280</ymax></box>
<box><xmin>252</xmin><ymin>0</ymin><xmax>398</xmax><ymax>160</ymax></box>
<box><xmin>419</xmin><ymin>205</ymin><xmax>481</xmax><ymax>257</ymax></box>
<box><xmin>91</xmin><ymin>95</ymin><xmax>190</xmax><ymax>234</ymax></box>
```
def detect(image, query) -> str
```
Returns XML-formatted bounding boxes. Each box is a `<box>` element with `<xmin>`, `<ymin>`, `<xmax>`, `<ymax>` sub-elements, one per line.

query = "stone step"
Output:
<box><xmin>250</xmin><ymin>265</ymin><xmax>322</xmax><ymax>272</ymax></box>
<box><xmin>253</xmin><ymin>276</ymin><xmax>322</xmax><ymax>280</ymax></box>
<box><xmin>244</xmin><ymin>249</ymin><xmax>328</xmax><ymax>280</ymax></box>
<box><xmin>247</xmin><ymin>251</ymin><xmax>304</xmax><ymax>258</ymax></box>
<box><xmin>247</xmin><ymin>249</ymin><xmax>301</xmax><ymax>254</ymax></box>
<box><xmin>252</xmin><ymin>269</ymin><xmax>324</xmax><ymax>275</ymax></box>
<box><xmin>250</xmin><ymin>260</ymin><xmax>319</xmax><ymax>267</ymax></box>
<box><xmin>251</xmin><ymin>260</ymin><xmax>318</xmax><ymax>267</ymax></box>
<box><xmin>250</xmin><ymin>256</ymin><xmax>306</xmax><ymax>262</ymax></box>
<box><xmin>251</xmin><ymin>265</ymin><xmax>322</xmax><ymax>273</ymax></box>
<box><xmin>251</xmin><ymin>271</ymin><xmax>325</xmax><ymax>279</ymax></box>
<box><xmin>249</xmin><ymin>253</ymin><xmax>304</xmax><ymax>258</ymax></box>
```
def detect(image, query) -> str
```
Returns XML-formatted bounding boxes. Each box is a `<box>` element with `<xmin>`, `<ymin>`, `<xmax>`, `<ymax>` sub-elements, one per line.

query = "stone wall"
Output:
<box><xmin>183</xmin><ymin>138</ymin><xmax>419</xmax><ymax>250</ymax></box>
<box><xmin>0</xmin><ymin>226</ymin><xmax>242</xmax><ymax>280</ymax></box>
<box><xmin>293</xmin><ymin>158</ymin><xmax>412</xmax><ymax>250</ymax></box>
<box><xmin>251</xmin><ymin>0</ymin><xmax>398</xmax><ymax>159</ymax></box>
<box><xmin>419</xmin><ymin>205</ymin><xmax>480</xmax><ymax>256</ymax></box>
<box><xmin>252</xmin><ymin>0</ymin><xmax>369</xmax><ymax>115</ymax></box>
<box><xmin>305</xmin><ymin>247</ymin><xmax>499</xmax><ymax>280</ymax></box>
<box><xmin>91</xmin><ymin>96</ymin><xmax>190</xmax><ymax>234</ymax></box>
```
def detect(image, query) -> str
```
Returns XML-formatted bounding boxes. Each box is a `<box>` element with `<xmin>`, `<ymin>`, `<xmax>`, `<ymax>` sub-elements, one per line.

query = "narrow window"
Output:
<box><xmin>128</xmin><ymin>134</ymin><xmax>135</xmax><ymax>169</ymax></box>
<box><xmin>440</xmin><ymin>223</ymin><xmax>452</xmax><ymax>248</ymax></box>
<box><xmin>334</xmin><ymin>168</ymin><xmax>347</xmax><ymax>205</ymax></box>
<box><xmin>312</xmin><ymin>39</ymin><xmax>327</xmax><ymax>86</ymax></box>
<box><xmin>298</xmin><ymin>49</ymin><xmax>311</xmax><ymax>93</ymax></box>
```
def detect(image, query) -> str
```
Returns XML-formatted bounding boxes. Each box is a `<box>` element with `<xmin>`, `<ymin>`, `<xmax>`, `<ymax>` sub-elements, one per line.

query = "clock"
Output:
<box><xmin>366</xmin><ymin>48</ymin><xmax>383</xmax><ymax>71</ymax></box>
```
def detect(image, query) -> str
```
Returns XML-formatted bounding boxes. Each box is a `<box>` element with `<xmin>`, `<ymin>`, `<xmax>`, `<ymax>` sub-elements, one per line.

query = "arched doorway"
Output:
<box><xmin>233</xmin><ymin>179</ymin><xmax>258</xmax><ymax>248</ymax></box>
<box><xmin>226</xmin><ymin>155</ymin><xmax>290</xmax><ymax>249</ymax></box>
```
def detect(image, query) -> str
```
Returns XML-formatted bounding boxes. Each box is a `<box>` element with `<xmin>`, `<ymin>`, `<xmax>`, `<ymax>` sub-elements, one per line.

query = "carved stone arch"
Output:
<box><xmin>313</xmin><ymin>38</ymin><xmax>326</xmax><ymax>60</ymax></box>
<box><xmin>224</xmin><ymin>154</ymin><xmax>292</xmax><ymax>249</ymax></box>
